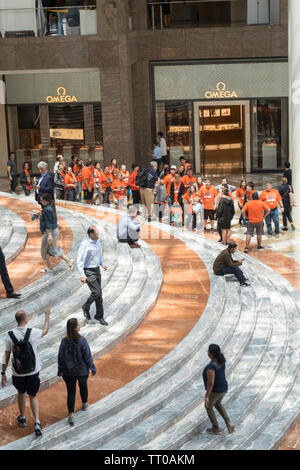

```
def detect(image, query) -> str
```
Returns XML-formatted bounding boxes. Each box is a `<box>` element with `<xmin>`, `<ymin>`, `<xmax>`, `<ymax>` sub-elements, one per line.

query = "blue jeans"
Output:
<box><xmin>265</xmin><ymin>207</ymin><xmax>279</xmax><ymax>235</ymax></box>
<box><xmin>215</xmin><ymin>266</ymin><xmax>246</xmax><ymax>285</ymax></box>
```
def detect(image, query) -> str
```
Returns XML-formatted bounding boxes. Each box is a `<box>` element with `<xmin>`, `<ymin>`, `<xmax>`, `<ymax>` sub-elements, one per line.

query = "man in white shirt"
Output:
<box><xmin>158</xmin><ymin>132</ymin><xmax>167</xmax><ymax>165</ymax></box>
<box><xmin>117</xmin><ymin>207</ymin><xmax>144</xmax><ymax>248</ymax></box>
<box><xmin>1</xmin><ymin>308</ymin><xmax>51</xmax><ymax>436</ymax></box>
<box><xmin>77</xmin><ymin>226</ymin><xmax>109</xmax><ymax>325</ymax></box>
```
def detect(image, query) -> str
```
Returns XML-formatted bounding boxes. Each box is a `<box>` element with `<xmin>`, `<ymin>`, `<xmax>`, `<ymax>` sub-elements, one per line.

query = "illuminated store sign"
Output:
<box><xmin>46</xmin><ymin>87</ymin><xmax>78</xmax><ymax>103</ymax></box>
<box><xmin>205</xmin><ymin>82</ymin><xmax>238</xmax><ymax>99</ymax></box>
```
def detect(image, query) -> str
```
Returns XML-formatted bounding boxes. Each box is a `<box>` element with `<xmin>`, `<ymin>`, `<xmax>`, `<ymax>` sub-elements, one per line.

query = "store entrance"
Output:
<box><xmin>194</xmin><ymin>100</ymin><xmax>250</xmax><ymax>177</ymax></box>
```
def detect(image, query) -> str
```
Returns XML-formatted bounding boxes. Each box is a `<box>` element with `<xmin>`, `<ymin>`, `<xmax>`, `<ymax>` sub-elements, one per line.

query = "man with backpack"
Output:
<box><xmin>136</xmin><ymin>161</ymin><xmax>158</xmax><ymax>222</ymax></box>
<box><xmin>1</xmin><ymin>308</ymin><xmax>51</xmax><ymax>436</ymax></box>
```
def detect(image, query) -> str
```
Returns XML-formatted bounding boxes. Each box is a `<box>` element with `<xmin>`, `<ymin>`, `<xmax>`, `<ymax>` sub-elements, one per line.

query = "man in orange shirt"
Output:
<box><xmin>242</xmin><ymin>192</ymin><xmax>270</xmax><ymax>252</ymax></box>
<box><xmin>199</xmin><ymin>178</ymin><xmax>218</xmax><ymax>232</ymax></box>
<box><xmin>260</xmin><ymin>182</ymin><xmax>284</xmax><ymax>238</ymax></box>
<box><xmin>181</xmin><ymin>167</ymin><xmax>197</xmax><ymax>195</ymax></box>
<box><xmin>81</xmin><ymin>160</ymin><xmax>94</xmax><ymax>205</ymax></box>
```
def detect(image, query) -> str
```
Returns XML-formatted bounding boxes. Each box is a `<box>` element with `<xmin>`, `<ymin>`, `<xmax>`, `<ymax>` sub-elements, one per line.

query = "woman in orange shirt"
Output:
<box><xmin>111</xmin><ymin>172</ymin><xmax>128</xmax><ymax>209</ymax></box>
<box><xmin>183</xmin><ymin>185</ymin><xmax>201</xmax><ymax>231</ymax></box>
<box><xmin>129</xmin><ymin>164</ymin><xmax>140</xmax><ymax>205</ymax></box>
<box><xmin>73</xmin><ymin>159</ymin><xmax>83</xmax><ymax>201</ymax></box>
<box><xmin>93</xmin><ymin>162</ymin><xmax>103</xmax><ymax>205</ymax></box>
<box><xmin>64</xmin><ymin>167</ymin><xmax>77</xmax><ymax>201</ymax></box>
<box><xmin>120</xmin><ymin>164</ymin><xmax>130</xmax><ymax>179</ymax></box>
<box><xmin>108</xmin><ymin>158</ymin><xmax>119</xmax><ymax>179</ymax></box>
<box><xmin>235</xmin><ymin>180</ymin><xmax>247</xmax><ymax>226</ymax></box>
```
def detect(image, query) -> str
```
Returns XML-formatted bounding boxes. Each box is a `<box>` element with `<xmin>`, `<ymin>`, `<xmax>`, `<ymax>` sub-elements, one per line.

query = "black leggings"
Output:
<box><xmin>63</xmin><ymin>375</ymin><xmax>89</xmax><ymax>413</ymax></box>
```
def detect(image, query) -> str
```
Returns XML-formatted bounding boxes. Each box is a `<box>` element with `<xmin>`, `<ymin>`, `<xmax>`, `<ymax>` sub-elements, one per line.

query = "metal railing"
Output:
<box><xmin>147</xmin><ymin>0</ymin><xmax>280</xmax><ymax>30</ymax></box>
<box><xmin>0</xmin><ymin>4</ymin><xmax>97</xmax><ymax>38</ymax></box>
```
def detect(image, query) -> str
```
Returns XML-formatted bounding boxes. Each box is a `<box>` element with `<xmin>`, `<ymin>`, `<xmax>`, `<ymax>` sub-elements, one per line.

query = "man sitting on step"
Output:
<box><xmin>213</xmin><ymin>242</ymin><xmax>250</xmax><ymax>287</ymax></box>
<box><xmin>117</xmin><ymin>206</ymin><xmax>145</xmax><ymax>249</ymax></box>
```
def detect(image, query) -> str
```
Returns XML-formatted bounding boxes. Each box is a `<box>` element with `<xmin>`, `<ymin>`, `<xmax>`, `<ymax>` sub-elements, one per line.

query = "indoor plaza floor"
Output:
<box><xmin>0</xmin><ymin>172</ymin><xmax>299</xmax><ymax>451</ymax></box>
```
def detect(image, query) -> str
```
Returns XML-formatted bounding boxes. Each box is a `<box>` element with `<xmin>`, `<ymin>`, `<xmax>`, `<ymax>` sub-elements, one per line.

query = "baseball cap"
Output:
<box><xmin>171</xmin><ymin>165</ymin><xmax>177</xmax><ymax>169</ymax></box>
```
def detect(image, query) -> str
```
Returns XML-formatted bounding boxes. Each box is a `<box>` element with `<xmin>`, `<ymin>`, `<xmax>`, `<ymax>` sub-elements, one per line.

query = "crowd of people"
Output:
<box><xmin>0</xmin><ymin>147</ymin><xmax>295</xmax><ymax>438</ymax></box>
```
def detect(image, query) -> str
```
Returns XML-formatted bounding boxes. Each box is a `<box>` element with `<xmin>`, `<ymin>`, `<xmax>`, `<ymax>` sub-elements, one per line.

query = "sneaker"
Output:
<box><xmin>82</xmin><ymin>402</ymin><xmax>89</xmax><ymax>411</ymax></box>
<box><xmin>282</xmin><ymin>227</ymin><xmax>288</xmax><ymax>231</ymax></box>
<box><xmin>240</xmin><ymin>282</ymin><xmax>250</xmax><ymax>287</ymax></box>
<box><xmin>68</xmin><ymin>416</ymin><xmax>75</xmax><ymax>427</ymax></box>
<box><xmin>34</xmin><ymin>422</ymin><xmax>43</xmax><ymax>436</ymax></box>
<box><xmin>16</xmin><ymin>416</ymin><xmax>27</xmax><ymax>427</ymax></box>
<box><xmin>206</xmin><ymin>427</ymin><xmax>222</xmax><ymax>435</ymax></box>
<box><xmin>274</xmin><ymin>234</ymin><xmax>280</xmax><ymax>238</ymax></box>
<box><xmin>40</xmin><ymin>267</ymin><xmax>53</xmax><ymax>273</ymax></box>
<box><xmin>68</xmin><ymin>259</ymin><xmax>74</xmax><ymax>270</ymax></box>
<box><xmin>244</xmin><ymin>247</ymin><xmax>249</xmax><ymax>253</ymax></box>
<box><xmin>291</xmin><ymin>224</ymin><xmax>296</xmax><ymax>231</ymax></box>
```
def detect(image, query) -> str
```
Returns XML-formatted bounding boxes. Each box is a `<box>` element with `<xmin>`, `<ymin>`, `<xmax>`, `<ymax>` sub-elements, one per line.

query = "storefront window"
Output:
<box><xmin>8</xmin><ymin>102</ymin><xmax>103</xmax><ymax>173</ymax></box>
<box><xmin>251</xmin><ymin>99</ymin><xmax>288</xmax><ymax>171</ymax></box>
<box><xmin>155</xmin><ymin>101</ymin><xmax>193</xmax><ymax>167</ymax></box>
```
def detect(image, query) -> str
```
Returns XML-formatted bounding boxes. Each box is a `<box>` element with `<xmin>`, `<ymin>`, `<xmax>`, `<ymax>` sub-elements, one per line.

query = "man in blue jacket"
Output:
<box><xmin>35</xmin><ymin>162</ymin><xmax>54</xmax><ymax>205</ymax></box>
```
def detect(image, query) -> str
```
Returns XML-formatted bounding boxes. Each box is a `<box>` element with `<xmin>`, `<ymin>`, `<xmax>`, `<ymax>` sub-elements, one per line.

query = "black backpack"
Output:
<box><xmin>8</xmin><ymin>329</ymin><xmax>36</xmax><ymax>375</ymax></box>
<box><xmin>135</xmin><ymin>168</ymin><xmax>150</xmax><ymax>188</ymax></box>
<box><xmin>61</xmin><ymin>338</ymin><xmax>84</xmax><ymax>376</ymax></box>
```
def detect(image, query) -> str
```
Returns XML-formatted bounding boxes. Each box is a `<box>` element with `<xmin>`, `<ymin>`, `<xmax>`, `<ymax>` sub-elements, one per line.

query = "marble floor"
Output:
<box><xmin>0</xmin><ymin>174</ymin><xmax>299</xmax><ymax>450</ymax></box>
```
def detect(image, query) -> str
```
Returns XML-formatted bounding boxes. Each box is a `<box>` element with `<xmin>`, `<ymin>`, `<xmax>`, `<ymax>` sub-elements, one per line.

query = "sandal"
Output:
<box><xmin>206</xmin><ymin>427</ymin><xmax>222</xmax><ymax>435</ymax></box>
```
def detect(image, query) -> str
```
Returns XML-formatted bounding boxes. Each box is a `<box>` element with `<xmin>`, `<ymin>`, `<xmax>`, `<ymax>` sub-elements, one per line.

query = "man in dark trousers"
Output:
<box><xmin>7</xmin><ymin>152</ymin><xmax>18</xmax><ymax>194</ymax></box>
<box><xmin>77</xmin><ymin>226</ymin><xmax>109</xmax><ymax>325</ymax></box>
<box><xmin>0</xmin><ymin>247</ymin><xmax>21</xmax><ymax>299</ymax></box>
<box><xmin>213</xmin><ymin>243</ymin><xmax>250</xmax><ymax>287</ymax></box>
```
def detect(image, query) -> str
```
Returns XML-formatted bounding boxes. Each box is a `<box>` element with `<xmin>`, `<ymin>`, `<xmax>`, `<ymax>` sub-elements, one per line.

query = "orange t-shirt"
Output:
<box><xmin>99</xmin><ymin>173</ymin><xmax>110</xmax><ymax>189</ymax></box>
<box><xmin>243</xmin><ymin>200</ymin><xmax>270</xmax><ymax>224</ymax></box>
<box><xmin>111</xmin><ymin>179</ymin><xmax>127</xmax><ymax>200</ymax></box>
<box><xmin>183</xmin><ymin>192</ymin><xmax>200</xmax><ymax>214</ymax></box>
<box><xmin>260</xmin><ymin>189</ymin><xmax>282</xmax><ymax>210</ymax></box>
<box><xmin>81</xmin><ymin>166</ymin><xmax>94</xmax><ymax>191</ymax></box>
<box><xmin>64</xmin><ymin>173</ymin><xmax>76</xmax><ymax>186</ymax></box>
<box><xmin>181</xmin><ymin>175</ymin><xmax>197</xmax><ymax>194</ymax></box>
<box><xmin>199</xmin><ymin>185</ymin><xmax>218</xmax><ymax>210</ymax></box>
<box><xmin>164</xmin><ymin>174</ymin><xmax>175</xmax><ymax>197</ymax></box>
<box><xmin>235</xmin><ymin>187</ymin><xmax>246</xmax><ymax>207</ymax></box>
<box><xmin>129</xmin><ymin>171</ymin><xmax>139</xmax><ymax>191</ymax></box>
<box><xmin>73</xmin><ymin>165</ymin><xmax>82</xmax><ymax>183</ymax></box>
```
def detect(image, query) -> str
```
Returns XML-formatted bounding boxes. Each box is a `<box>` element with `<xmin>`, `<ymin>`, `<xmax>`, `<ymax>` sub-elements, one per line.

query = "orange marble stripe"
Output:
<box><xmin>0</xmin><ymin>204</ymin><xmax>210</xmax><ymax>446</ymax></box>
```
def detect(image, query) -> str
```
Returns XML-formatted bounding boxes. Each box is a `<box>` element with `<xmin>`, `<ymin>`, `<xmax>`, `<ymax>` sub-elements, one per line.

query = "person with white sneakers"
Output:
<box><xmin>1</xmin><ymin>309</ymin><xmax>51</xmax><ymax>436</ymax></box>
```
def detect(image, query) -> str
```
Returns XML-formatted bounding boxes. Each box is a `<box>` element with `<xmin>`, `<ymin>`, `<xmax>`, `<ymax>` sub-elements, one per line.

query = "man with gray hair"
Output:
<box><xmin>77</xmin><ymin>226</ymin><xmax>109</xmax><ymax>325</ymax></box>
<box><xmin>35</xmin><ymin>161</ymin><xmax>54</xmax><ymax>205</ymax></box>
<box><xmin>1</xmin><ymin>308</ymin><xmax>51</xmax><ymax>436</ymax></box>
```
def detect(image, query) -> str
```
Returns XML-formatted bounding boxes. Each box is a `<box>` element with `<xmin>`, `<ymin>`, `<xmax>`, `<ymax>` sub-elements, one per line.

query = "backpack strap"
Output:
<box><xmin>24</xmin><ymin>328</ymin><xmax>32</xmax><ymax>342</ymax></box>
<box><xmin>8</xmin><ymin>331</ymin><xmax>18</xmax><ymax>345</ymax></box>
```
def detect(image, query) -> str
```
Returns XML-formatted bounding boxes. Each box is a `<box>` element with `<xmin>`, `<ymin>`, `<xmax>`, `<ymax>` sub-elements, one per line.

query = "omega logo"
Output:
<box><xmin>205</xmin><ymin>82</ymin><xmax>238</xmax><ymax>99</ymax></box>
<box><xmin>46</xmin><ymin>87</ymin><xmax>78</xmax><ymax>103</ymax></box>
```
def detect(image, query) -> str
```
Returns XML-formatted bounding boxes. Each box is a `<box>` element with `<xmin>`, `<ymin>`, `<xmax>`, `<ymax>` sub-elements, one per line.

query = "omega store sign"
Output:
<box><xmin>5</xmin><ymin>71</ymin><xmax>101</xmax><ymax>105</ymax></box>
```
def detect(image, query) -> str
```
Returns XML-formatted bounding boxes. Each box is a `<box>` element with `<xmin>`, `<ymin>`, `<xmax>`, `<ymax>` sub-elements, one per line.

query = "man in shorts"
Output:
<box><xmin>199</xmin><ymin>178</ymin><xmax>218</xmax><ymax>232</ymax></box>
<box><xmin>242</xmin><ymin>192</ymin><xmax>270</xmax><ymax>253</ymax></box>
<box><xmin>1</xmin><ymin>309</ymin><xmax>51</xmax><ymax>436</ymax></box>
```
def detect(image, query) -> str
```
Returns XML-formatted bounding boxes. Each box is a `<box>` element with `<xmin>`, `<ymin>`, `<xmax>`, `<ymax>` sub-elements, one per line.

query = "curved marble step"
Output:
<box><xmin>0</xmin><ymin>233</ymin><xmax>229</xmax><ymax>450</ymax></box>
<box><xmin>0</xmin><ymin>206</ymin><xmax>28</xmax><ymax>264</ymax></box>
<box><xmin>0</xmin><ymin>220</ymin><xmax>162</xmax><ymax>411</ymax></box>
<box><xmin>0</xmin><ymin>209</ymin><xmax>117</xmax><ymax>333</ymax></box>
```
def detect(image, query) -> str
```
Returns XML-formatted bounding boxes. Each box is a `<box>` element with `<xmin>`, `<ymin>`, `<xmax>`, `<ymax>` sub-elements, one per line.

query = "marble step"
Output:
<box><xmin>0</xmin><ymin>234</ymin><xmax>227</xmax><ymax>450</ymax></box>
<box><xmin>0</xmin><ymin>230</ymin><xmax>162</xmax><ymax>412</ymax></box>
<box><xmin>0</xmin><ymin>207</ymin><xmax>28</xmax><ymax>264</ymax></box>
<box><xmin>0</xmin><ymin>210</ymin><xmax>117</xmax><ymax>333</ymax></box>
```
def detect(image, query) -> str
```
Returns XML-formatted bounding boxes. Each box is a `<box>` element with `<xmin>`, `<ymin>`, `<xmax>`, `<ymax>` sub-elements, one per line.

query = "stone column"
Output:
<box><xmin>289</xmin><ymin>0</ymin><xmax>300</xmax><ymax>223</ymax></box>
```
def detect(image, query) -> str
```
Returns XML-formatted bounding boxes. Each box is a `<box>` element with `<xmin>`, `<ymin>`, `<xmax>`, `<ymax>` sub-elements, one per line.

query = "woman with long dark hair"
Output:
<box><xmin>39</xmin><ymin>193</ymin><xmax>73</xmax><ymax>273</ymax></box>
<box><xmin>202</xmin><ymin>344</ymin><xmax>235</xmax><ymax>435</ymax></box>
<box><xmin>58</xmin><ymin>318</ymin><xmax>96</xmax><ymax>426</ymax></box>
<box><xmin>20</xmin><ymin>162</ymin><xmax>32</xmax><ymax>196</ymax></box>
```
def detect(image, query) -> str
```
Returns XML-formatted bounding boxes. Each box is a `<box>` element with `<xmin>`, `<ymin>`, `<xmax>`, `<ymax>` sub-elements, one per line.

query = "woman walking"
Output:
<box><xmin>58</xmin><ymin>318</ymin><xmax>96</xmax><ymax>426</ymax></box>
<box><xmin>216</xmin><ymin>187</ymin><xmax>235</xmax><ymax>245</ymax></box>
<box><xmin>203</xmin><ymin>344</ymin><xmax>235</xmax><ymax>435</ymax></box>
<box><xmin>39</xmin><ymin>193</ymin><xmax>73</xmax><ymax>273</ymax></box>
<box><xmin>235</xmin><ymin>179</ymin><xmax>247</xmax><ymax>226</ymax></box>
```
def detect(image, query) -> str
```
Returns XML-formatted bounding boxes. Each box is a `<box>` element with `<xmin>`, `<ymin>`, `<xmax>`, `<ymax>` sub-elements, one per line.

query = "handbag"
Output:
<box><xmin>289</xmin><ymin>186</ymin><xmax>297</xmax><ymax>207</ymax></box>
